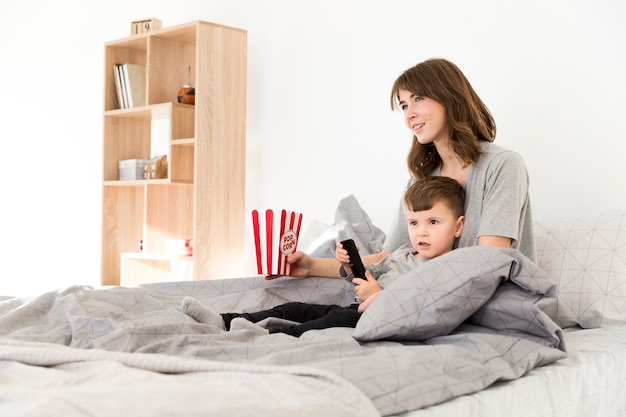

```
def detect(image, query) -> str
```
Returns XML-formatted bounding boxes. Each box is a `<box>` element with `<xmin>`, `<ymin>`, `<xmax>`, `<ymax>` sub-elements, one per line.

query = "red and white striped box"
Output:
<box><xmin>252</xmin><ymin>209</ymin><xmax>303</xmax><ymax>276</ymax></box>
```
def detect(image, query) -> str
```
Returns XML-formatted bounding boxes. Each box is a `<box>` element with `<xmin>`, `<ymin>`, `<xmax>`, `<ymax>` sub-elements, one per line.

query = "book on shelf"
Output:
<box><xmin>114</xmin><ymin>63</ymin><xmax>146</xmax><ymax>109</ymax></box>
<box><xmin>122</xmin><ymin>63</ymin><xmax>147</xmax><ymax>108</ymax></box>
<box><xmin>113</xmin><ymin>64</ymin><xmax>126</xmax><ymax>109</ymax></box>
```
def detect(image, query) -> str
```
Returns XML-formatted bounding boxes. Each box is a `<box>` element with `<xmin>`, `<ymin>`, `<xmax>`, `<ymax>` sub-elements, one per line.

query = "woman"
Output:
<box><xmin>284</xmin><ymin>58</ymin><xmax>535</xmax><ymax>301</ymax></box>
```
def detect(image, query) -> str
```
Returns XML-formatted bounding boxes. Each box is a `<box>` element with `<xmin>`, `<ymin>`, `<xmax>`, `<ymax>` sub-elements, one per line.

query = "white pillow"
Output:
<box><xmin>535</xmin><ymin>210</ymin><xmax>626</xmax><ymax>328</ymax></box>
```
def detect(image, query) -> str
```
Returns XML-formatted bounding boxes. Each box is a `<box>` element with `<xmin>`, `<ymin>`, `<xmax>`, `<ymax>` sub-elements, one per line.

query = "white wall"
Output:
<box><xmin>1</xmin><ymin>0</ymin><xmax>624</xmax><ymax>296</ymax></box>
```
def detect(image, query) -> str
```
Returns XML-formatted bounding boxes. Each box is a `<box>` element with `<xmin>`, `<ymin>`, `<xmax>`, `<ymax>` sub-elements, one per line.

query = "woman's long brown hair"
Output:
<box><xmin>390</xmin><ymin>58</ymin><xmax>496</xmax><ymax>180</ymax></box>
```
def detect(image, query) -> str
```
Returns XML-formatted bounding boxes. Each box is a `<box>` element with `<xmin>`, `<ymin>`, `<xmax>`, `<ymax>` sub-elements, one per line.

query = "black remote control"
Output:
<box><xmin>341</xmin><ymin>239</ymin><xmax>367</xmax><ymax>278</ymax></box>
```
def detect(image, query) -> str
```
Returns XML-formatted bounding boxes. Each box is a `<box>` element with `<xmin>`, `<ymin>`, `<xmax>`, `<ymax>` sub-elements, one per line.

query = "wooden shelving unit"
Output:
<box><xmin>101</xmin><ymin>20</ymin><xmax>247</xmax><ymax>286</ymax></box>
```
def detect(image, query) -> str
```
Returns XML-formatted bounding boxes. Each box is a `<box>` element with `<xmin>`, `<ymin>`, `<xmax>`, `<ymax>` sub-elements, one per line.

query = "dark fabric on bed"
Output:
<box><xmin>222</xmin><ymin>302</ymin><xmax>361</xmax><ymax>336</ymax></box>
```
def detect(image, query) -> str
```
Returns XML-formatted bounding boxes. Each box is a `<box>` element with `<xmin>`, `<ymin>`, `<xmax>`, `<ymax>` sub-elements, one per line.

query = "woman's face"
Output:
<box><xmin>397</xmin><ymin>88</ymin><xmax>448</xmax><ymax>145</ymax></box>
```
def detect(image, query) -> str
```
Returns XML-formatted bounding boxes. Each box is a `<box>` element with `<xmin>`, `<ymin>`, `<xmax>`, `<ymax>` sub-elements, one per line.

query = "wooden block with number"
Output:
<box><xmin>131</xmin><ymin>18</ymin><xmax>162</xmax><ymax>36</ymax></box>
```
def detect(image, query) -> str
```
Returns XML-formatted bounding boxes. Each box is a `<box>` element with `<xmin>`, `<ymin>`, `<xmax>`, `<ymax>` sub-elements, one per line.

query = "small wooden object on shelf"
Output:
<box><xmin>131</xmin><ymin>18</ymin><xmax>162</xmax><ymax>36</ymax></box>
<box><xmin>177</xmin><ymin>66</ymin><xmax>195</xmax><ymax>105</ymax></box>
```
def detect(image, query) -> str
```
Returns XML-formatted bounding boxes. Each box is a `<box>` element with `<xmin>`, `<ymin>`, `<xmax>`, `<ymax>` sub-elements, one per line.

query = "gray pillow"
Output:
<box><xmin>353</xmin><ymin>246</ymin><xmax>520</xmax><ymax>342</ymax></box>
<box><xmin>534</xmin><ymin>210</ymin><xmax>626</xmax><ymax>328</ymax></box>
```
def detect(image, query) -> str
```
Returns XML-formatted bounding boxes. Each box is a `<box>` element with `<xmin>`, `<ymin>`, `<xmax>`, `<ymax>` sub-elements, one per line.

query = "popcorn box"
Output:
<box><xmin>252</xmin><ymin>209</ymin><xmax>303</xmax><ymax>276</ymax></box>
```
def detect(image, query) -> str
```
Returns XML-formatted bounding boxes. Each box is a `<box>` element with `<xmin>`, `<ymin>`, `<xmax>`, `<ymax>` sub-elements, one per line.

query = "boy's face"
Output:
<box><xmin>406</xmin><ymin>201</ymin><xmax>464</xmax><ymax>259</ymax></box>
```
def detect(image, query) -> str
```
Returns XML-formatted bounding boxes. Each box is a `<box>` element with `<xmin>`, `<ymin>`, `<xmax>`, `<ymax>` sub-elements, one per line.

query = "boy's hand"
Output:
<box><xmin>336</xmin><ymin>240</ymin><xmax>362</xmax><ymax>275</ymax></box>
<box><xmin>335</xmin><ymin>241</ymin><xmax>352</xmax><ymax>265</ymax></box>
<box><xmin>357</xmin><ymin>290</ymin><xmax>382</xmax><ymax>313</ymax></box>
<box><xmin>352</xmin><ymin>270</ymin><xmax>381</xmax><ymax>302</ymax></box>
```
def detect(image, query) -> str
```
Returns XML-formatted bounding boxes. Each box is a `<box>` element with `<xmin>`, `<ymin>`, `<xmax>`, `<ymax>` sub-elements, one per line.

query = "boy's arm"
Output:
<box><xmin>357</xmin><ymin>290</ymin><xmax>382</xmax><ymax>313</ymax></box>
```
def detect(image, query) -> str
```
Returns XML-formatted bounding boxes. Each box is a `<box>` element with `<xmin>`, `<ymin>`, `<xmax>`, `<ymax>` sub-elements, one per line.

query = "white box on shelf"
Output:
<box><xmin>119</xmin><ymin>159</ymin><xmax>147</xmax><ymax>180</ymax></box>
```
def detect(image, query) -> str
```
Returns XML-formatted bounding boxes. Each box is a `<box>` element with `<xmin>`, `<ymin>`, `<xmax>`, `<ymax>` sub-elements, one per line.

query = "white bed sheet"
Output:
<box><xmin>404</xmin><ymin>326</ymin><xmax>626</xmax><ymax>417</ymax></box>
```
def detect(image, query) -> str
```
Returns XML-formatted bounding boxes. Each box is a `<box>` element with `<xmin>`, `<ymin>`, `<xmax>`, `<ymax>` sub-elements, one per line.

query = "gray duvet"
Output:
<box><xmin>0</xmin><ymin>246</ymin><xmax>566</xmax><ymax>416</ymax></box>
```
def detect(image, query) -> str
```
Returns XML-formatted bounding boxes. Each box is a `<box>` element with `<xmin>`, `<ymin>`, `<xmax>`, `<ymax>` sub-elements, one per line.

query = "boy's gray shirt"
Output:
<box><xmin>383</xmin><ymin>141</ymin><xmax>536</xmax><ymax>262</ymax></box>
<box><xmin>368</xmin><ymin>243</ymin><xmax>427</xmax><ymax>288</ymax></box>
<box><xmin>345</xmin><ymin>243</ymin><xmax>426</xmax><ymax>289</ymax></box>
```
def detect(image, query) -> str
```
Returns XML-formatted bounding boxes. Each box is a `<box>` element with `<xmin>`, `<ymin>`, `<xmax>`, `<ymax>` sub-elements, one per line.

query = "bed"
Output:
<box><xmin>1</xmin><ymin>198</ymin><xmax>625</xmax><ymax>417</ymax></box>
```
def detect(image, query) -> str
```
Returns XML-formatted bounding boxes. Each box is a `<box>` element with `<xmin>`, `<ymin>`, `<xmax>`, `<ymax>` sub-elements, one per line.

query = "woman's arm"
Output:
<box><xmin>277</xmin><ymin>247</ymin><xmax>391</xmax><ymax>281</ymax></box>
<box><xmin>362</xmin><ymin>250</ymin><xmax>389</xmax><ymax>264</ymax></box>
<box><xmin>477</xmin><ymin>235</ymin><xmax>512</xmax><ymax>248</ymax></box>
<box><xmin>271</xmin><ymin>252</ymin><xmax>343</xmax><ymax>279</ymax></box>
<box><xmin>336</xmin><ymin>242</ymin><xmax>389</xmax><ymax>267</ymax></box>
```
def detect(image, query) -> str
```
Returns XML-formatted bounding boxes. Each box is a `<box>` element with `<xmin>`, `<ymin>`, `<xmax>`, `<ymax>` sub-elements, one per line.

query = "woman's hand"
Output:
<box><xmin>352</xmin><ymin>270</ymin><xmax>382</xmax><ymax>302</ymax></box>
<box><xmin>265</xmin><ymin>251</ymin><xmax>311</xmax><ymax>280</ymax></box>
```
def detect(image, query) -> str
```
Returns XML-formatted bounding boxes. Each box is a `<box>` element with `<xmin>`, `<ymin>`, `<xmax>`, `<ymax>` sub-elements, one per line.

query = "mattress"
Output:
<box><xmin>406</xmin><ymin>326</ymin><xmax>626</xmax><ymax>417</ymax></box>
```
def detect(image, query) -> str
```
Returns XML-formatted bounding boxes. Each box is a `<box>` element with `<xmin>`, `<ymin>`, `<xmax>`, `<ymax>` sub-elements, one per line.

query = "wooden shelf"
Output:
<box><xmin>120</xmin><ymin>252</ymin><xmax>193</xmax><ymax>286</ymax></box>
<box><xmin>101</xmin><ymin>20</ymin><xmax>247</xmax><ymax>286</ymax></box>
<box><xmin>122</xmin><ymin>252</ymin><xmax>193</xmax><ymax>261</ymax></box>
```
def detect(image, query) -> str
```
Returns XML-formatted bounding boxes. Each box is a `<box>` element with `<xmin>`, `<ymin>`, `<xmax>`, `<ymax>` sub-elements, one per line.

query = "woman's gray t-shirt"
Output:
<box><xmin>383</xmin><ymin>141</ymin><xmax>536</xmax><ymax>261</ymax></box>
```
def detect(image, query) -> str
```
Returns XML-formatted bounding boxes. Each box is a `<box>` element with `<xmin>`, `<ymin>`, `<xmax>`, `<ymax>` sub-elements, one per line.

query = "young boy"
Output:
<box><xmin>182</xmin><ymin>176</ymin><xmax>465</xmax><ymax>337</ymax></box>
